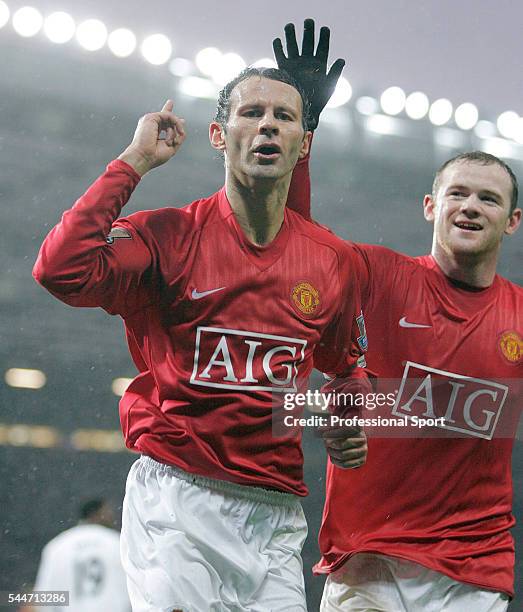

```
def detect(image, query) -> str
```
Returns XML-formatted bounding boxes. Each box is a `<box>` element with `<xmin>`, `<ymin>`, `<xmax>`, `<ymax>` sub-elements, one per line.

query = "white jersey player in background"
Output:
<box><xmin>34</xmin><ymin>498</ymin><xmax>131</xmax><ymax>612</ymax></box>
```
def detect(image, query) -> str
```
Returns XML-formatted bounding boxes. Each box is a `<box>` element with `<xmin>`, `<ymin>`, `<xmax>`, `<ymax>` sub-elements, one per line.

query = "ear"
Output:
<box><xmin>298</xmin><ymin>130</ymin><xmax>312</xmax><ymax>159</ymax></box>
<box><xmin>209</xmin><ymin>121</ymin><xmax>226</xmax><ymax>151</ymax></box>
<box><xmin>423</xmin><ymin>194</ymin><xmax>436</xmax><ymax>222</ymax></box>
<box><xmin>505</xmin><ymin>207</ymin><xmax>522</xmax><ymax>236</ymax></box>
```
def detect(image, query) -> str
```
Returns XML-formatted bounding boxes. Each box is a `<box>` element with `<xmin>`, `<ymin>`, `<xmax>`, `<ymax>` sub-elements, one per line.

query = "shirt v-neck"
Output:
<box><xmin>421</xmin><ymin>254</ymin><xmax>500</xmax><ymax>316</ymax></box>
<box><xmin>217</xmin><ymin>186</ymin><xmax>291</xmax><ymax>271</ymax></box>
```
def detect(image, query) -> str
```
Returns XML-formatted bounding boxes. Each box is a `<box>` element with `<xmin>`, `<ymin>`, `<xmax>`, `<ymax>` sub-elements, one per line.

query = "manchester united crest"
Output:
<box><xmin>291</xmin><ymin>281</ymin><xmax>320</xmax><ymax>316</ymax></box>
<box><xmin>499</xmin><ymin>330</ymin><xmax>522</xmax><ymax>364</ymax></box>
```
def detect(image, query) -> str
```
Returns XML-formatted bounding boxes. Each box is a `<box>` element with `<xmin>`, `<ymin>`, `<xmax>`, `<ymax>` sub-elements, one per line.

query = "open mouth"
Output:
<box><xmin>454</xmin><ymin>221</ymin><xmax>482</xmax><ymax>231</ymax></box>
<box><xmin>253</xmin><ymin>143</ymin><xmax>281</xmax><ymax>160</ymax></box>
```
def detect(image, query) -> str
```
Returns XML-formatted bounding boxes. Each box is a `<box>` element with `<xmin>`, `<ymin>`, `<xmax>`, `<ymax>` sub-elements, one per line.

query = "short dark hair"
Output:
<box><xmin>432</xmin><ymin>151</ymin><xmax>519</xmax><ymax>213</ymax></box>
<box><xmin>79</xmin><ymin>498</ymin><xmax>105</xmax><ymax>520</ymax></box>
<box><xmin>214</xmin><ymin>67</ymin><xmax>312</xmax><ymax>131</ymax></box>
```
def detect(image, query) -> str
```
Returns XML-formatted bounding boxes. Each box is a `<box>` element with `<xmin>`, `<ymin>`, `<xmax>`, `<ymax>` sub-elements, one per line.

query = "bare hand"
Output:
<box><xmin>318</xmin><ymin>424</ymin><xmax>367</xmax><ymax>469</ymax></box>
<box><xmin>118</xmin><ymin>100</ymin><xmax>186</xmax><ymax>176</ymax></box>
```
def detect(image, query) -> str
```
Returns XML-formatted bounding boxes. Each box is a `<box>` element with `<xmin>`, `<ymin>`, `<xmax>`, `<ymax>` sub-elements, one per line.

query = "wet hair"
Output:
<box><xmin>79</xmin><ymin>498</ymin><xmax>105</xmax><ymax>520</ymax></box>
<box><xmin>214</xmin><ymin>67</ymin><xmax>312</xmax><ymax>131</ymax></box>
<box><xmin>432</xmin><ymin>151</ymin><xmax>519</xmax><ymax>213</ymax></box>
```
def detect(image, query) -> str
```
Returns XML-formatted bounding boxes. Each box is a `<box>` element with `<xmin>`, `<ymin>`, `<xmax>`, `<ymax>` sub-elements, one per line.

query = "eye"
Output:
<box><xmin>276</xmin><ymin>112</ymin><xmax>293</xmax><ymax>121</ymax></box>
<box><xmin>449</xmin><ymin>190</ymin><xmax>466</xmax><ymax>198</ymax></box>
<box><xmin>243</xmin><ymin>109</ymin><xmax>262</xmax><ymax>117</ymax></box>
<box><xmin>481</xmin><ymin>195</ymin><xmax>498</xmax><ymax>205</ymax></box>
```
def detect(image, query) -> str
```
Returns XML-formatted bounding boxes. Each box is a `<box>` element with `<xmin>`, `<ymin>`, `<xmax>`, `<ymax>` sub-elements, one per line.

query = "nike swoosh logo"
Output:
<box><xmin>399</xmin><ymin>317</ymin><xmax>431</xmax><ymax>329</ymax></box>
<box><xmin>191</xmin><ymin>287</ymin><xmax>226</xmax><ymax>300</ymax></box>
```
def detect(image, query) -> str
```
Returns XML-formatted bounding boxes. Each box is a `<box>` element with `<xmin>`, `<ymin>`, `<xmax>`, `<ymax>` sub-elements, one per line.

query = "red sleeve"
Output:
<box><xmin>350</xmin><ymin>243</ymin><xmax>405</xmax><ymax>312</ymax></box>
<box><xmin>349</xmin><ymin>242</ymin><xmax>372</xmax><ymax>307</ymax></box>
<box><xmin>313</xmin><ymin>243</ymin><xmax>372</xmax><ymax>413</ymax></box>
<box><xmin>32</xmin><ymin>160</ymin><xmax>156</xmax><ymax>317</ymax></box>
<box><xmin>286</xmin><ymin>151</ymin><xmax>311</xmax><ymax>220</ymax></box>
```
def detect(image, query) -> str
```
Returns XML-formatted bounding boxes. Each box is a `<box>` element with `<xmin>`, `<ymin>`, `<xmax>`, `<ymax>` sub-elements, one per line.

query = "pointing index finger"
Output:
<box><xmin>161</xmin><ymin>99</ymin><xmax>174</xmax><ymax>112</ymax></box>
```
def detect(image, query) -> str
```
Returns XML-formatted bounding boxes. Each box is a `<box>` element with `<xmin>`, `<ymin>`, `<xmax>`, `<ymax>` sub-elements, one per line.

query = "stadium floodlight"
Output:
<box><xmin>355</xmin><ymin>96</ymin><xmax>379</xmax><ymax>116</ymax></box>
<box><xmin>434</xmin><ymin>127</ymin><xmax>466</xmax><ymax>149</ymax></box>
<box><xmin>480</xmin><ymin>137</ymin><xmax>518</xmax><ymax>160</ymax></box>
<box><xmin>428</xmin><ymin>98</ymin><xmax>453</xmax><ymax>126</ymax></box>
<box><xmin>12</xmin><ymin>6</ymin><xmax>43</xmax><ymax>37</ymax></box>
<box><xmin>195</xmin><ymin>47</ymin><xmax>222</xmax><ymax>76</ymax></box>
<box><xmin>366</xmin><ymin>114</ymin><xmax>401</xmax><ymax>136</ymax></box>
<box><xmin>454</xmin><ymin>102</ymin><xmax>478</xmax><ymax>130</ymax></box>
<box><xmin>474</xmin><ymin>120</ymin><xmax>497</xmax><ymax>140</ymax></box>
<box><xmin>496</xmin><ymin>111</ymin><xmax>520</xmax><ymax>140</ymax></box>
<box><xmin>44</xmin><ymin>11</ymin><xmax>75</xmax><ymax>44</ymax></box>
<box><xmin>251</xmin><ymin>57</ymin><xmax>278</xmax><ymax>68</ymax></box>
<box><xmin>108</xmin><ymin>28</ymin><xmax>136</xmax><ymax>58</ymax></box>
<box><xmin>141</xmin><ymin>33</ymin><xmax>172</xmax><ymax>65</ymax></box>
<box><xmin>76</xmin><ymin>18</ymin><xmax>107</xmax><ymax>51</ymax></box>
<box><xmin>380</xmin><ymin>86</ymin><xmax>406</xmax><ymax>116</ymax></box>
<box><xmin>7</xmin><ymin>425</ymin><xmax>31</xmax><ymax>446</ymax></box>
<box><xmin>30</xmin><ymin>426</ymin><xmax>60</xmax><ymax>448</ymax></box>
<box><xmin>169</xmin><ymin>57</ymin><xmax>193</xmax><ymax>77</ymax></box>
<box><xmin>211</xmin><ymin>52</ymin><xmax>246</xmax><ymax>86</ymax></box>
<box><xmin>179</xmin><ymin>76</ymin><xmax>217</xmax><ymax>99</ymax></box>
<box><xmin>405</xmin><ymin>91</ymin><xmax>429</xmax><ymax>120</ymax></box>
<box><xmin>326</xmin><ymin>76</ymin><xmax>352</xmax><ymax>108</ymax></box>
<box><xmin>0</xmin><ymin>1</ymin><xmax>10</xmax><ymax>29</ymax></box>
<box><xmin>5</xmin><ymin>367</ymin><xmax>46</xmax><ymax>389</ymax></box>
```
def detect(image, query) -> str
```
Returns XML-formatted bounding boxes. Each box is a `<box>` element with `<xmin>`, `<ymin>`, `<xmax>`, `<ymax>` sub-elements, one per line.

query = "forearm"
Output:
<box><xmin>118</xmin><ymin>149</ymin><xmax>154</xmax><ymax>178</ymax></box>
<box><xmin>286</xmin><ymin>151</ymin><xmax>312</xmax><ymax>220</ymax></box>
<box><xmin>33</xmin><ymin>160</ymin><xmax>143</xmax><ymax>306</ymax></box>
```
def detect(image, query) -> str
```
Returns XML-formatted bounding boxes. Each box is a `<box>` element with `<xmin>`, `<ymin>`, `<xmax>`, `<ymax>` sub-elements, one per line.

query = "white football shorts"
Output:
<box><xmin>320</xmin><ymin>553</ymin><xmax>509</xmax><ymax>612</ymax></box>
<box><xmin>121</xmin><ymin>455</ymin><xmax>308</xmax><ymax>612</ymax></box>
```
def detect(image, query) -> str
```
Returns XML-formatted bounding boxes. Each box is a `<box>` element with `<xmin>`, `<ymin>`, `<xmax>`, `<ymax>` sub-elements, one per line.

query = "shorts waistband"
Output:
<box><xmin>139</xmin><ymin>455</ymin><xmax>300</xmax><ymax>507</ymax></box>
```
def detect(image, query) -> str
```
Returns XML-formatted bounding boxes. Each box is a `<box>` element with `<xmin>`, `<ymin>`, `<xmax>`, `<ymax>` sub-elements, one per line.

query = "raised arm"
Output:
<box><xmin>33</xmin><ymin>101</ymin><xmax>186</xmax><ymax>317</ymax></box>
<box><xmin>274</xmin><ymin>19</ymin><xmax>345</xmax><ymax>220</ymax></box>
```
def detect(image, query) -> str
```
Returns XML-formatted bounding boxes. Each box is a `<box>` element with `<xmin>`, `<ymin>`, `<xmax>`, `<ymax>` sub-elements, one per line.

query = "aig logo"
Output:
<box><xmin>393</xmin><ymin>362</ymin><xmax>508</xmax><ymax>440</ymax></box>
<box><xmin>190</xmin><ymin>327</ymin><xmax>307</xmax><ymax>393</ymax></box>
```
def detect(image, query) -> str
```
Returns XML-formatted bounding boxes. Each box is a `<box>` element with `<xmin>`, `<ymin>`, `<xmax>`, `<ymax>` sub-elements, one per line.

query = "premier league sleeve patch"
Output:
<box><xmin>106</xmin><ymin>227</ymin><xmax>132</xmax><ymax>244</ymax></box>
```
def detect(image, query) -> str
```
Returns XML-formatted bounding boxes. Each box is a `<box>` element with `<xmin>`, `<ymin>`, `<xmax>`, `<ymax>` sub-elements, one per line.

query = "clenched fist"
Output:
<box><xmin>118</xmin><ymin>100</ymin><xmax>186</xmax><ymax>176</ymax></box>
<box><xmin>318</xmin><ymin>424</ymin><xmax>367</xmax><ymax>469</ymax></box>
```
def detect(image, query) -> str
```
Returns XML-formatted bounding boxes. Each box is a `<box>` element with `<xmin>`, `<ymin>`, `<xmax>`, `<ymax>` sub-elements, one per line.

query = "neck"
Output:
<box><xmin>431</xmin><ymin>243</ymin><xmax>499</xmax><ymax>288</ymax></box>
<box><xmin>225</xmin><ymin>172</ymin><xmax>290</xmax><ymax>246</ymax></box>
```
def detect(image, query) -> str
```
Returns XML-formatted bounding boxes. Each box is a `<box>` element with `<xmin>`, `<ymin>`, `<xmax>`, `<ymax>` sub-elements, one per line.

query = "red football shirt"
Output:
<box><xmin>33</xmin><ymin>160</ymin><xmax>368</xmax><ymax>496</ymax></box>
<box><xmin>287</xmin><ymin>155</ymin><xmax>522</xmax><ymax>597</ymax></box>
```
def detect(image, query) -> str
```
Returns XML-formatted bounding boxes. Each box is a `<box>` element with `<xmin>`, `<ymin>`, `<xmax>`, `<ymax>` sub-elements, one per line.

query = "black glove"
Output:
<box><xmin>273</xmin><ymin>18</ymin><xmax>346</xmax><ymax>130</ymax></box>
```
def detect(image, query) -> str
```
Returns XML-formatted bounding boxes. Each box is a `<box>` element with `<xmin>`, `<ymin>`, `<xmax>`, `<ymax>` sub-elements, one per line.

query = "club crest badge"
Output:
<box><xmin>291</xmin><ymin>281</ymin><xmax>320</xmax><ymax>316</ymax></box>
<box><xmin>498</xmin><ymin>330</ymin><xmax>522</xmax><ymax>364</ymax></box>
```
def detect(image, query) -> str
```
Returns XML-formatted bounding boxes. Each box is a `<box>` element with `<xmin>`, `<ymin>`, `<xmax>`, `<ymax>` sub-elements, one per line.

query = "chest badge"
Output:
<box><xmin>498</xmin><ymin>330</ymin><xmax>522</xmax><ymax>364</ymax></box>
<box><xmin>291</xmin><ymin>281</ymin><xmax>320</xmax><ymax>316</ymax></box>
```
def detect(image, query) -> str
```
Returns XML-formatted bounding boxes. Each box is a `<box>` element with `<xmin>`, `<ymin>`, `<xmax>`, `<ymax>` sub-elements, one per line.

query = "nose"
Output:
<box><xmin>460</xmin><ymin>194</ymin><xmax>481</xmax><ymax>216</ymax></box>
<box><xmin>258</xmin><ymin>112</ymin><xmax>279</xmax><ymax>135</ymax></box>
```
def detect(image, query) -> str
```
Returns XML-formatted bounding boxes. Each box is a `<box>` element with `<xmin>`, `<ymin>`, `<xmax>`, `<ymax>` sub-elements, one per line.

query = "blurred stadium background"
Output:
<box><xmin>0</xmin><ymin>2</ymin><xmax>522</xmax><ymax>610</ymax></box>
